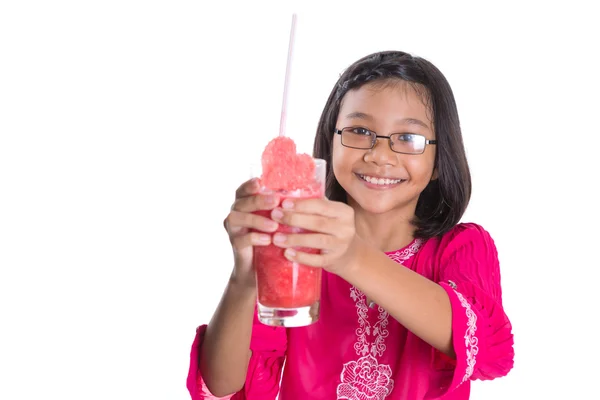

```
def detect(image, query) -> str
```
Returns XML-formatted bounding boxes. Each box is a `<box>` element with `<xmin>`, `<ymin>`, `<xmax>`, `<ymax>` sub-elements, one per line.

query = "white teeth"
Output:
<box><xmin>360</xmin><ymin>175</ymin><xmax>402</xmax><ymax>185</ymax></box>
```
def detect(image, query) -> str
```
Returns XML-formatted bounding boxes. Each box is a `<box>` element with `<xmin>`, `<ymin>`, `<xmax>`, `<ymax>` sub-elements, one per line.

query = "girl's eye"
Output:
<box><xmin>397</xmin><ymin>134</ymin><xmax>416</xmax><ymax>142</ymax></box>
<box><xmin>351</xmin><ymin>127</ymin><xmax>371</xmax><ymax>136</ymax></box>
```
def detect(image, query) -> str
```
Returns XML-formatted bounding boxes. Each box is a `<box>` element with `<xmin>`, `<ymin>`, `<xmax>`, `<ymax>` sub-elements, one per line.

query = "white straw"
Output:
<box><xmin>278</xmin><ymin>13</ymin><xmax>297</xmax><ymax>137</ymax></box>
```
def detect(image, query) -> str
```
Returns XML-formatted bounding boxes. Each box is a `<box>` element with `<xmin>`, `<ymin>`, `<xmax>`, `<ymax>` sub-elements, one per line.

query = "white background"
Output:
<box><xmin>1</xmin><ymin>1</ymin><xmax>599</xmax><ymax>399</ymax></box>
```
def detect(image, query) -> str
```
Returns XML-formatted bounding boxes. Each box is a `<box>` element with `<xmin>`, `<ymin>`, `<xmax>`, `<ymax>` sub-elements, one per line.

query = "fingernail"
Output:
<box><xmin>265</xmin><ymin>195</ymin><xmax>276</xmax><ymax>205</ymax></box>
<box><xmin>273</xmin><ymin>233</ymin><xmax>286</xmax><ymax>244</ymax></box>
<box><xmin>282</xmin><ymin>199</ymin><xmax>294</xmax><ymax>209</ymax></box>
<box><xmin>264</xmin><ymin>220</ymin><xmax>278</xmax><ymax>230</ymax></box>
<box><xmin>271</xmin><ymin>209</ymin><xmax>283</xmax><ymax>220</ymax></box>
<box><xmin>285</xmin><ymin>248</ymin><xmax>296</xmax><ymax>258</ymax></box>
<box><xmin>258</xmin><ymin>234</ymin><xmax>271</xmax><ymax>244</ymax></box>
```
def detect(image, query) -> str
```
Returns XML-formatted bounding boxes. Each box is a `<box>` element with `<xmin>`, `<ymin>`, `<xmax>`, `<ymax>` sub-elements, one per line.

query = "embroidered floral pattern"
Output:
<box><xmin>350</xmin><ymin>286</ymin><xmax>373</xmax><ymax>356</ymax></box>
<box><xmin>387</xmin><ymin>239</ymin><xmax>423</xmax><ymax>265</ymax></box>
<box><xmin>454</xmin><ymin>290</ymin><xmax>479</xmax><ymax>383</ymax></box>
<box><xmin>337</xmin><ymin>239</ymin><xmax>423</xmax><ymax>400</ymax></box>
<box><xmin>372</xmin><ymin>306</ymin><xmax>389</xmax><ymax>357</ymax></box>
<box><xmin>337</xmin><ymin>355</ymin><xmax>394</xmax><ymax>400</ymax></box>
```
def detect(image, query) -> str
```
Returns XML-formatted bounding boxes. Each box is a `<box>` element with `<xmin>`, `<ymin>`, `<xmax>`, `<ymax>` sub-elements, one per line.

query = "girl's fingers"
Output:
<box><xmin>231</xmin><ymin>231</ymin><xmax>272</xmax><ymax>249</ymax></box>
<box><xmin>282</xmin><ymin>248</ymin><xmax>330</xmax><ymax>268</ymax></box>
<box><xmin>234</xmin><ymin>178</ymin><xmax>260</xmax><ymax>199</ymax></box>
<box><xmin>270</xmin><ymin>209</ymin><xmax>337</xmax><ymax>235</ymax></box>
<box><xmin>280</xmin><ymin>197</ymin><xmax>351</xmax><ymax>219</ymax></box>
<box><xmin>232</xmin><ymin>193</ymin><xmax>280</xmax><ymax>213</ymax></box>
<box><xmin>272</xmin><ymin>232</ymin><xmax>334</xmax><ymax>251</ymax></box>
<box><xmin>225</xmin><ymin>210</ymin><xmax>278</xmax><ymax>234</ymax></box>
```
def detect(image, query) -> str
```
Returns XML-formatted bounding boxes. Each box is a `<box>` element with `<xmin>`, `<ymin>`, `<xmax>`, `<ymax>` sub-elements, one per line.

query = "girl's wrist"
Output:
<box><xmin>334</xmin><ymin>235</ymin><xmax>368</xmax><ymax>281</ymax></box>
<box><xmin>228</xmin><ymin>269</ymin><xmax>257</xmax><ymax>294</ymax></box>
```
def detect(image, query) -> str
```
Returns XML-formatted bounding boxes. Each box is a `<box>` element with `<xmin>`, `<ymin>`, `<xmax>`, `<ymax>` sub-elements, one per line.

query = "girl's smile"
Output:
<box><xmin>354</xmin><ymin>172</ymin><xmax>407</xmax><ymax>189</ymax></box>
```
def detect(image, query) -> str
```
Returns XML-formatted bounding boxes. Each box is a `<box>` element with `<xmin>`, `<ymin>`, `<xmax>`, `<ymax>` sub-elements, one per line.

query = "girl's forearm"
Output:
<box><xmin>338</xmin><ymin>240</ymin><xmax>455</xmax><ymax>357</ymax></box>
<box><xmin>199</xmin><ymin>275</ymin><xmax>257</xmax><ymax>396</ymax></box>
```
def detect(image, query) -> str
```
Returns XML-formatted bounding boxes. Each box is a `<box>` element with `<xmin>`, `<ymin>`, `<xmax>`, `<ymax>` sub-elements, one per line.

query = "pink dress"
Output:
<box><xmin>187</xmin><ymin>223</ymin><xmax>514</xmax><ymax>399</ymax></box>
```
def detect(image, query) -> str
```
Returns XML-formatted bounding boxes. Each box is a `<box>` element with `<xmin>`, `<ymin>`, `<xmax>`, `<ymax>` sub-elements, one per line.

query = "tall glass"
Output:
<box><xmin>251</xmin><ymin>158</ymin><xmax>326</xmax><ymax>327</ymax></box>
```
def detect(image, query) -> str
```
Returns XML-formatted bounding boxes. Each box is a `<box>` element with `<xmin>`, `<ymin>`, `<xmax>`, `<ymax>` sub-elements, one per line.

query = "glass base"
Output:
<box><xmin>257</xmin><ymin>301</ymin><xmax>320</xmax><ymax>327</ymax></box>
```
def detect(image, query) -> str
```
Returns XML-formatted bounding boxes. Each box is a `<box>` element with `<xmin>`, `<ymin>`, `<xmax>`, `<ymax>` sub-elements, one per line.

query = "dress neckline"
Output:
<box><xmin>384</xmin><ymin>237</ymin><xmax>423</xmax><ymax>256</ymax></box>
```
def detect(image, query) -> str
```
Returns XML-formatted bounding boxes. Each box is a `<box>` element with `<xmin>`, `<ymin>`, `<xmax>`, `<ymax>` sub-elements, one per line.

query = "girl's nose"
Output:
<box><xmin>364</xmin><ymin>137</ymin><xmax>397</xmax><ymax>166</ymax></box>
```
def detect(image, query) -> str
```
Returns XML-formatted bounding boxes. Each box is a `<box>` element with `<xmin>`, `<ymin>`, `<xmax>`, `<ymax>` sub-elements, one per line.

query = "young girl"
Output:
<box><xmin>187</xmin><ymin>50</ymin><xmax>514</xmax><ymax>400</ymax></box>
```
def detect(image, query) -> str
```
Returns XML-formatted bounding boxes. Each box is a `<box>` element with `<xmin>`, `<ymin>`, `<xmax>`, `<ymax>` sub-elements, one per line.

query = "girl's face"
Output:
<box><xmin>332</xmin><ymin>81</ymin><xmax>436</xmax><ymax>216</ymax></box>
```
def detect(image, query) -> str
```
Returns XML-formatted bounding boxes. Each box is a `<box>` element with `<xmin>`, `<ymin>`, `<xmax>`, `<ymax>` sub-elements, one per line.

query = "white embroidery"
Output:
<box><xmin>372</xmin><ymin>306</ymin><xmax>390</xmax><ymax>357</ymax></box>
<box><xmin>337</xmin><ymin>355</ymin><xmax>394</xmax><ymax>400</ymax></box>
<box><xmin>454</xmin><ymin>290</ymin><xmax>479</xmax><ymax>383</ymax></box>
<box><xmin>350</xmin><ymin>286</ymin><xmax>373</xmax><ymax>357</ymax></box>
<box><xmin>350</xmin><ymin>288</ymin><xmax>391</xmax><ymax>358</ymax></box>
<box><xmin>387</xmin><ymin>239</ymin><xmax>423</xmax><ymax>265</ymax></box>
<box><xmin>337</xmin><ymin>239</ymin><xmax>423</xmax><ymax>400</ymax></box>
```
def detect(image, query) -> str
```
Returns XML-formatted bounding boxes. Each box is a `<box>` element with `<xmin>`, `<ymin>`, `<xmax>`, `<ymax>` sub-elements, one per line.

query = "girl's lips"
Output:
<box><xmin>356</xmin><ymin>173</ymin><xmax>406</xmax><ymax>188</ymax></box>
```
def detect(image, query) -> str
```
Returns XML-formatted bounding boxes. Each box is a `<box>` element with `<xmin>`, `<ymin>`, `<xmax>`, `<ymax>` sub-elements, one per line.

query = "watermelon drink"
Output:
<box><xmin>252</xmin><ymin>137</ymin><xmax>326</xmax><ymax>327</ymax></box>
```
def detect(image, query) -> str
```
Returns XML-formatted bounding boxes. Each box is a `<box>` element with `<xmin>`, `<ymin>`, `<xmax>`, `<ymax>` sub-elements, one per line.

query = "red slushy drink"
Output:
<box><xmin>252</xmin><ymin>137</ymin><xmax>326</xmax><ymax>327</ymax></box>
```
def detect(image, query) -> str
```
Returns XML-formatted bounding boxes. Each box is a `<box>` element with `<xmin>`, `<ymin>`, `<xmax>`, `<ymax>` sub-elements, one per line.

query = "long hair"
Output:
<box><xmin>312</xmin><ymin>51</ymin><xmax>471</xmax><ymax>238</ymax></box>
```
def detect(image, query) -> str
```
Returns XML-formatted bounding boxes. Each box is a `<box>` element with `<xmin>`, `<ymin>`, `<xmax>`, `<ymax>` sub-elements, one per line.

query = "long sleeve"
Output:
<box><xmin>186</xmin><ymin>307</ymin><xmax>288</xmax><ymax>400</ymax></box>
<box><xmin>434</xmin><ymin>223</ymin><xmax>514</xmax><ymax>393</ymax></box>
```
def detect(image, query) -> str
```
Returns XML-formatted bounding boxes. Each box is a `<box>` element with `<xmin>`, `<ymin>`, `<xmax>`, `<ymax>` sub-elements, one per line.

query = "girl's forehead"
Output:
<box><xmin>338</xmin><ymin>81</ymin><xmax>433</xmax><ymax>127</ymax></box>
<box><xmin>347</xmin><ymin>79</ymin><xmax>428</xmax><ymax>102</ymax></box>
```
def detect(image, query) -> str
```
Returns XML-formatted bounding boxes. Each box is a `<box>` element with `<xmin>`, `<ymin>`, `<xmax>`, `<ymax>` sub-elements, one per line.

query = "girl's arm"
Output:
<box><xmin>340</xmin><ymin>239</ymin><xmax>456</xmax><ymax>356</ymax></box>
<box><xmin>198</xmin><ymin>276</ymin><xmax>256</xmax><ymax>397</ymax></box>
<box><xmin>187</xmin><ymin>275</ymin><xmax>287</xmax><ymax>400</ymax></box>
<box><xmin>339</xmin><ymin>224</ymin><xmax>514</xmax><ymax>385</ymax></box>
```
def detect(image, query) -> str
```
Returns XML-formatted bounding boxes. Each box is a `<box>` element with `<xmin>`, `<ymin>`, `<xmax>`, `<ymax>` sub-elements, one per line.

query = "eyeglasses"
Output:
<box><xmin>334</xmin><ymin>127</ymin><xmax>437</xmax><ymax>155</ymax></box>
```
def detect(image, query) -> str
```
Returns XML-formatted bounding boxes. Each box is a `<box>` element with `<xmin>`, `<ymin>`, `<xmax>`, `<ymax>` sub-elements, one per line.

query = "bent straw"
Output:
<box><xmin>278</xmin><ymin>13</ymin><xmax>297</xmax><ymax>137</ymax></box>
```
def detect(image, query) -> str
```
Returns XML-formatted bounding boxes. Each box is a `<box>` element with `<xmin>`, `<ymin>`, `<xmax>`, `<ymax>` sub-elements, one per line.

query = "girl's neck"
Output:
<box><xmin>352</xmin><ymin>207</ymin><xmax>417</xmax><ymax>253</ymax></box>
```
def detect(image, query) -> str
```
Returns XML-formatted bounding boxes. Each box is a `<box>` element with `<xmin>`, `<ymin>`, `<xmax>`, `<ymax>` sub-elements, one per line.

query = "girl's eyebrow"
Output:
<box><xmin>344</xmin><ymin>111</ymin><xmax>430</xmax><ymax>129</ymax></box>
<box><xmin>345</xmin><ymin>111</ymin><xmax>373</xmax><ymax>121</ymax></box>
<box><xmin>401</xmin><ymin>118</ymin><xmax>430</xmax><ymax>130</ymax></box>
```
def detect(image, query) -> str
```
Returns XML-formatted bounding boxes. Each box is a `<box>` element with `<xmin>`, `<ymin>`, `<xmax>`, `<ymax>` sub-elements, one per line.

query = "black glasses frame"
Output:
<box><xmin>334</xmin><ymin>127</ymin><xmax>437</xmax><ymax>155</ymax></box>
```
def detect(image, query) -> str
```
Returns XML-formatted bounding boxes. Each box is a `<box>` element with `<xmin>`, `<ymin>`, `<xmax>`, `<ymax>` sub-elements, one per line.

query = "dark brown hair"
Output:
<box><xmin>312</xmin><ymin>51</ymin><xmax>471</xmax><ymax>238</ymax></box>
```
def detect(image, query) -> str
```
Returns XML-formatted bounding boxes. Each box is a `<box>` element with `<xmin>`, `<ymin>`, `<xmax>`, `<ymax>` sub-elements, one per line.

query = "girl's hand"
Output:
<box><xmin>269</xmin><ymin>197</ymin><xmax>357</xmax><ymax>275</ymax></box>
<box><xmin>223</xmin><ymin>178</ymin><xmax>280</xmax><ymax>285</ymax></box>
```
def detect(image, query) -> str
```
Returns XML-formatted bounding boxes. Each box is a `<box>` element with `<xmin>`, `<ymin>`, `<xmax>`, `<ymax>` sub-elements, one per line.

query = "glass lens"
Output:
<box><xmin>341</xmin><ymin>127</ymin><xmax>373</xmax><ymax>149</ymax></box>
<box><xmin>390</xmin><ymin>133</ymin><xmax>425</xmax><ymax>154</ymax></box>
